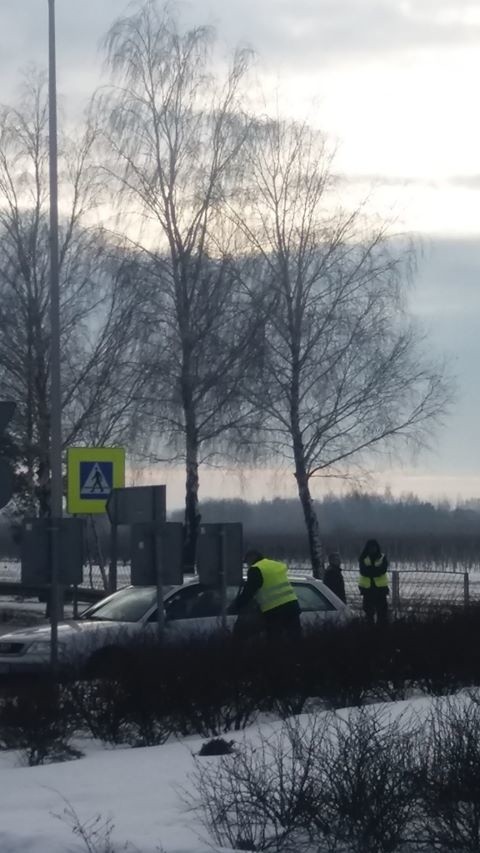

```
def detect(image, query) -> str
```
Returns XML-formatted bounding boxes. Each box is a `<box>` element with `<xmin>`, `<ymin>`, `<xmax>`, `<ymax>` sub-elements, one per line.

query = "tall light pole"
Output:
<box><xmin>48</xmin><ymin>0</ymin><xmax>63</xmax><ymax>673</ymax></box>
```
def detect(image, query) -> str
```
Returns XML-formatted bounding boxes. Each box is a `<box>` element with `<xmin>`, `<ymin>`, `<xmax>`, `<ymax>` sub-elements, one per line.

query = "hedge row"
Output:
<box><xmin>2</xmin><ymin>608</ymin><xmax>480</xmax><ymax>764</ymax></box>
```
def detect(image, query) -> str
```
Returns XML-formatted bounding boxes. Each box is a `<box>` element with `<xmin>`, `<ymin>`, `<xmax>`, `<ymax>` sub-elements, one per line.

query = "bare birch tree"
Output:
<box><xmin>99</xmin><ymin>1</ymin><xmax>257</xmax><ymax>568</ymax></box>
<box><xmin>0</xmin><ymin>72</ymin><xmax>144</xmax><ymax>515</ymax></box>
<box><xmin>234</xmin><ymin>118</ymin><xmax>451</xmax><ymax>576</ymax></box>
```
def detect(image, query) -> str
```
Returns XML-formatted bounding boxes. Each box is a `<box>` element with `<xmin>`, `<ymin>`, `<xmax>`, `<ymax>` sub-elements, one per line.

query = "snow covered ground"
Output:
<box><xmin>0</xmin><ymin>727</ymin><xmax>221</xmax><ymax>853</ymax></box>
<box><xmin>0</xmin><ymin>694</ymin><xmax>447</xmax><ymax>853</ymax></box>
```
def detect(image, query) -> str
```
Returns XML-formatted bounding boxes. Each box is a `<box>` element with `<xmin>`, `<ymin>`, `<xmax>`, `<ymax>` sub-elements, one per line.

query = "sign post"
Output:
<box><xmin>47</xmin><ymin>0</ymin><xmax>63</xmax><ymax>673</ymax></box>
<box><xmin>154</xmin><ymin>526</ymin><xmax>165</xmax><ymax>639</ymax></box>
<box><xmin>106</xmin><ymin>485</ymin><xmax>167</xmax><ymax>594</ymax></box>
<box><xmin>68</xmin><ymin>447</ymin><xmax>125</xmax><ymax>595</ymax></box>
<box><xmin>0</xmin><ymin>402</ymin><xmax>16</xmax><ymax>510</ymax></box>
<box><xmin>219</xmin><ymin>527</ymin><xmax>228</xmax><ymax>631</ymax></box>
<box><xmin>197</xmin><ymin>523</ymin><xmax>243</xmax><ymax>629</ymax></box>
<box><xmin>110</xmin><ymin>513</ymin><xmax>119</xmax><ymax>595</ymax></box>
<box><xmin>108</xmin><ymin>486</ymin><xmax>169</xmax><ymax>636</ymax></box>
<box><xmin>153</xmin><ymin>489</ymin><xmax>166</xmax><ymax>639</ymax></box>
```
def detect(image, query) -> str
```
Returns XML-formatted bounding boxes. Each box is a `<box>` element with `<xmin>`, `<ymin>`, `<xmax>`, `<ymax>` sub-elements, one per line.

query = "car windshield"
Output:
<box><xmin>81</xmin><ymin>587</ymin><xmax>158</xmax><ymax>623</ymax></box>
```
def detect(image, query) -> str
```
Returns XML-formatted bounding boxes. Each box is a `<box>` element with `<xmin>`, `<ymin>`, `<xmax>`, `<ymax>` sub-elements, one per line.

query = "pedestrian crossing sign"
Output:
<box><xmin>80</xmin><ymin>462</ymin><xmax>112</xmax><ymax>499</ymax></box>
<box><xmin>67</xmin><ymin>447</ymin><xmax>125</xmax><ymax>514</ymax></box>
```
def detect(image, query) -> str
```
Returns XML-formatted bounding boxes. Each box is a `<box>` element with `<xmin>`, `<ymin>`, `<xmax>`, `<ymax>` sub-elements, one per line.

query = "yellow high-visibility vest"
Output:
<box><xmin>253</xmin><ymin>559</ymin><xmax>298</xmax><ymax>613</ymax></box>
<box><xmin>358</xmin><ymin>555</ymin><xmax>389</xmax><ymax>589</ymax></box>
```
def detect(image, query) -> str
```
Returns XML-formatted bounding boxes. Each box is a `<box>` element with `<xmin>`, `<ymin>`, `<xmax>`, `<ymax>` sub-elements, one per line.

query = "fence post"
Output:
<box><xmin>391</xmin><ymin>570</ymin><xmax>400</xmax><ymax>612</ymax></box>
<box><xmin>464</xmin><ymin>571</ymin><xmax>470</xmax><ymax>609</ymax></box>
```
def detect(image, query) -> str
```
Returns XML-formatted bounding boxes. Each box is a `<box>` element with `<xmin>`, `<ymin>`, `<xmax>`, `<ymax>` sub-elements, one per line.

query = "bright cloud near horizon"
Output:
<box><xmin>1</xmin><ymin>0</ymin><xmax>479</xmax><ymax>505</ymax></box>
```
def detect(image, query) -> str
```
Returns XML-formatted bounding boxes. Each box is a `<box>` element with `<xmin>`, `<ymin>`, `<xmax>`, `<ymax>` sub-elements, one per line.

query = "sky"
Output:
<box><xmin>1</xmin><ymin>0</ymin><xmax>480</xmax><ymax>505</ymax></box>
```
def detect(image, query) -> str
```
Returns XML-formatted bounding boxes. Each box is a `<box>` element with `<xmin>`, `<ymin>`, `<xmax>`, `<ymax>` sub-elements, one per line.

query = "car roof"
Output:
<box><xmin>120</xmin><ymin>575</ymin><xmax>327</xmax><ymax>589</ymax></box>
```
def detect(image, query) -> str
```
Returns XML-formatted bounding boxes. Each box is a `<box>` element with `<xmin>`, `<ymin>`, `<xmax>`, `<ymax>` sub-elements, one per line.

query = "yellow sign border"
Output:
<box><xmin>67</xmin><ymin>447</ymin><xmax>125</xmax><ymax>514</ymax></box>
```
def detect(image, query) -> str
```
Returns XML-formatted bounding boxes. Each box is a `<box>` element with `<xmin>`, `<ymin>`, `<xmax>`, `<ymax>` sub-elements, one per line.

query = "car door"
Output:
<box><xmin>148</xmin><ymin>584</ymin><xmax>236</xmax><ymax>639</ymax></box>
<box><xmin>292</xmin><ymin>581</ymin><xmax>341</xmax><ymax>627</ymax></box>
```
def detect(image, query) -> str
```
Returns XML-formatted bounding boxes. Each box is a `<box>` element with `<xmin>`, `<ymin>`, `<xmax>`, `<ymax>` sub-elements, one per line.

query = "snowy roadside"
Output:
<box><xmin>0</xmin><ymin>693</ymin><xmax>458</xmax><ymax>853</ymax></box>
<box><xmin>0</xmin><ymin>731</ymin><xmax>218</xmax><ymax>853</ymax></box>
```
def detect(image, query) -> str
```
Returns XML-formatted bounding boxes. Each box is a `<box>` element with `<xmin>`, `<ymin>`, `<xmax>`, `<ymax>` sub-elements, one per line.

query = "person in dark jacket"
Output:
<box><xmin>358</xmin><ymin>539</ymin><xmax>389</xmax><ymax>626</ymax></box>
<box><xmin>233</xmin><ymin>549</ymin><xmax>302</xmax><ymax>640</ymax></box>
<box><xmin>323</xmin><ymin>552</ymin><xmax>347</xmax><ymax>604</ymax></box>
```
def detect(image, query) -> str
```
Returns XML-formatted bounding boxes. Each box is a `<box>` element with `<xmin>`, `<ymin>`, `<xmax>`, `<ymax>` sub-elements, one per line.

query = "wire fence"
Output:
<box><xmin>343</xmin><ymin>569</ymin><xmax>476</xmax><ymax>613</ymax></box>
<box><xmin>0</xmin><ymin>559</ymin><xmax>478</xmax><ymax>613</ymax></box>
<box><xmin>289</xmin><ymin>564</ymin><xmax>479</xmax><ymax>613</ymax></box>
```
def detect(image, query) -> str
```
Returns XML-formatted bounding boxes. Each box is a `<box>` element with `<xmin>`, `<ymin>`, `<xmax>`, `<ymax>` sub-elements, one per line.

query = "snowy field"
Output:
<box><xmin>0</xmin><ymin>694</ymin><xmax>451</xmax><ymax>853</ymax></box>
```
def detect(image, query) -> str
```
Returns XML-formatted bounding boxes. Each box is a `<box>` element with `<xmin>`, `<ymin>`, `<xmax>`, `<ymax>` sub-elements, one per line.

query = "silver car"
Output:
<box><xmin>0</xmin><ymin>578</ymin><xmax>351</xmax><ymax>675</ymax></box>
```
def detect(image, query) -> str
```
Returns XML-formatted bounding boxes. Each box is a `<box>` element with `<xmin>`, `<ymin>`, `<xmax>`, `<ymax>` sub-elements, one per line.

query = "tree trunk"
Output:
<box><xmin>183</xmin><ymin>432</ymin><xmax>200</xmax><ymax>574</ymax></box>
<box><xmin>290</xmin><ymin>342</ymin><xmax>325</xmax><ymax>578</ymax></box>
<box><xmin>25</xmin><ymin>315</ymin><xmax>37</xmax><ymax>514</ymax></box>
<box><xmin>37</xmin><ymin>407</ymin><xmax>51</xmax><ymax>518</ymax></box>
<box><xmin>295</xmin><ymin>464</ymin><xmax>325</xmax><ymax>579</ymax></box>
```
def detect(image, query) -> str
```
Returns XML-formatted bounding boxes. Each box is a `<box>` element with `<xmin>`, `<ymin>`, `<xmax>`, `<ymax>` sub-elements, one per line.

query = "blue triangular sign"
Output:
<box><xmin>80</xmin><ymin>461</ymin><xmax>113</xmax><ymax>499</ymax></box>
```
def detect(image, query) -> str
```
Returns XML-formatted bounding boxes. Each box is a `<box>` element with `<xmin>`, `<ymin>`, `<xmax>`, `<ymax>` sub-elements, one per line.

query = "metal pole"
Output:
<box><xmin>109</xmin><ymin>520</ymin><xmax>118</xmax><ymax>594</ymax></box>
<box><xmin>155</xmin><ymin>524</ymin><xmax>165</xmax><ymax>640</ymax></box>
<box><xmin>464</xmin><ymin>571</ymin><xmax>470</xmax><ymax>610</ymax></box>
<box><xmin>392</xmin><ymin>570</ymin><xmax>400</xmax><ymax>612</ymax></box>
<box><xmin>154</xmin><ymin>489</ymin><xmax>166</xmax><ymax>639</ymax></box>
<box><xmin>48</xmin><ymin>0</ymin><xmax>63</xmax><ymax>672</ymax></box>
<box><xmin>108</xmin><ymin>495</ymin><xmax>118</xmax><ymax>594</ymax></box>
<box><xmin>219</xmin><ymin>526</ymin><xmax>227</xmax><ymax>632</ymax></box>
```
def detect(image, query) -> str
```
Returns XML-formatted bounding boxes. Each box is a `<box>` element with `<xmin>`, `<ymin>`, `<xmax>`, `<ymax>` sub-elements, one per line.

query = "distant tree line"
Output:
<box><xmin>0</xmin><ymin>2</ymin><xmax>451</xmax><ymax>574</ymax></box>
<box><xmin>1</xmin><ymin>492</ymin><xmax>476</xmax><ymax>565</ymax></box>
<box><xmin>171</xmin><ymin>493</ymin><xmax>480</xmax><ymax>567</ymax></box>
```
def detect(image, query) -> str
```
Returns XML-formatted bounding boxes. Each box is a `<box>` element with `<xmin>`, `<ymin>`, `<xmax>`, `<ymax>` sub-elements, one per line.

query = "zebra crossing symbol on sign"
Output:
<box><xmin>80</xmin><ymin>461</ymin><xmax>113</xmax><ymax>499</ymax></box>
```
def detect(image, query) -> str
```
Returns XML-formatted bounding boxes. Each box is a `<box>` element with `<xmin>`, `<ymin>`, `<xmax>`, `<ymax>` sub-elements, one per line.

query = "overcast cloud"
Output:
<box><xmin>1</xmin><ymin>0</ymin><xmax>479</xmax><ymax>499</ymax></box>
<box><xmin>1</xmin><ymin>0</ymin><xmax>480</xmax><ymax>92</ymax></box>
<box><xmin>205</xmin><ymin>0</ymin><xmax>480</xmax><ymax>65</ymax></box>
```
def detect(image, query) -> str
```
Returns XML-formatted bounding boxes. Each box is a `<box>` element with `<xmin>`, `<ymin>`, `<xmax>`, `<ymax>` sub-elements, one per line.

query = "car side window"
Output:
<box><xmin>226</xmin><ymin>584</ymin><xmax>260</xmax><ymax>615</ymax></box>
<box><xmin>152</xmin><ymin>586</ymin><xmax>223</xmax><ymax>622</ymax></box>
<box><xmin>187</xmin><ymin>588</ymin><xmax>222</xmax><ymax>618</ymax></box>
<box><xmin>293</xmin><ymin>583</ymin><xmax>335</xmax><ymax>612</ymax></box>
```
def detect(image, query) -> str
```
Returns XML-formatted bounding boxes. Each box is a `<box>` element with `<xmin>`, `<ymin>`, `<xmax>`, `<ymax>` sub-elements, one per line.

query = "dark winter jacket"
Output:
<box><xmin>233</xmin><ymin>566</ymin><xmax>263</xmax><ymax>610</ymax></box>
<box><xmin>323</xmin><ymin>566</ymin><xmax>347</xmax><ymax>603</ymax></box>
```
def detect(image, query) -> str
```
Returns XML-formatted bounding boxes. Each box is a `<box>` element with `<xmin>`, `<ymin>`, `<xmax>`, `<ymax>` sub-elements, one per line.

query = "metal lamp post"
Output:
<box><xmin>48</xmin><ymin>0</ymin><xmax>63</xmax><ymax>672</ymax></box>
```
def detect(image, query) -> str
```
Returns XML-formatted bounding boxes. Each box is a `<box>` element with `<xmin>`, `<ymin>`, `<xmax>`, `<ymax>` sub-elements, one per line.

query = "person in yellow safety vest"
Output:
<box><xmin>358</xmin><ymin>539</ymin><xmax>389</xmax><ymax>626</ymax></box>
<box><xmin>233</xmin><ymin>549</ymin><xmax>302</xmax><ymax>640</ymax></box>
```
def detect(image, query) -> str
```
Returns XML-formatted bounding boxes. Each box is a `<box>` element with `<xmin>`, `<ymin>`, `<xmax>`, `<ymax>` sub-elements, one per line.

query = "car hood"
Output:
<box><xmin>0</xmin><ymin>619</ymin><xmax>134</xmax><ymax>644</ymax></box>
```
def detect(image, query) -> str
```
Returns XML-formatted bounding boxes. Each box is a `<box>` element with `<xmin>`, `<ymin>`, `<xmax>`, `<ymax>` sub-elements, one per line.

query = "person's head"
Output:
<box><xmin>328</xmin><ymin>552</ymin><xmax>341</xmax><ymax>568</ymax></box>
<box><xmin>244</xmin><ymin>548</ymin><xmax>263</xmax><ymax>566</ymax></box>
<box><xmin>362</xmin><ymin>539</ymin><xmax>381</xmax><ymax>559</ymax></box>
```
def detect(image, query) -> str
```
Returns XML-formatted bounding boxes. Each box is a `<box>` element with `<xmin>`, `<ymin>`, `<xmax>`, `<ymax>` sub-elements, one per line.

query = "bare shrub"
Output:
<box><xmin>120</xmin><ymin>672</ymin><xmax>172</xmax><ymax>748</ymax></box>
<box><xmin>301</xmin><ymin>621</ymin><xmax>377</xmax><ymax>709</ymax></box>
<box><xmin>323</xmin><ymin>707</ymin><xmax>419</xmax><ymax>853</ymax></box>
<box><xmin>191</xmin><ymin>714</ymin><xmax>332</xmax><ymax>851</ymax></box>
<box><xmin>54</xmin><ymin>798</ymin><xmax>134</xmax><ymax>853</ymax></box>
<box><xmin>159</xmin><ymin>634</ymin><xmax>261</xmax><ymax>737</ymax></box>
<box><xmin>66</xmin><ymin>674</ymin><xmax>172</xmax><ymax>748</ymax></box>
<box><xmin>417</xmin><ymin>697</ymin><xmax>480</xmax><ymax>852</ymax></box>
<box><xmin>66</xmin><ymin>679</ymin><xmax>131</xmax><ymax>746</ymax></box>
<box><xmin>0</xmin><ymin>681</ymin><xmax>80</xmax><ymax>766</ymax></box>
<box><xmin>193</xmin><ymin>708</ymin><xmax>419</xmax><ymax>852</ymax></box>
